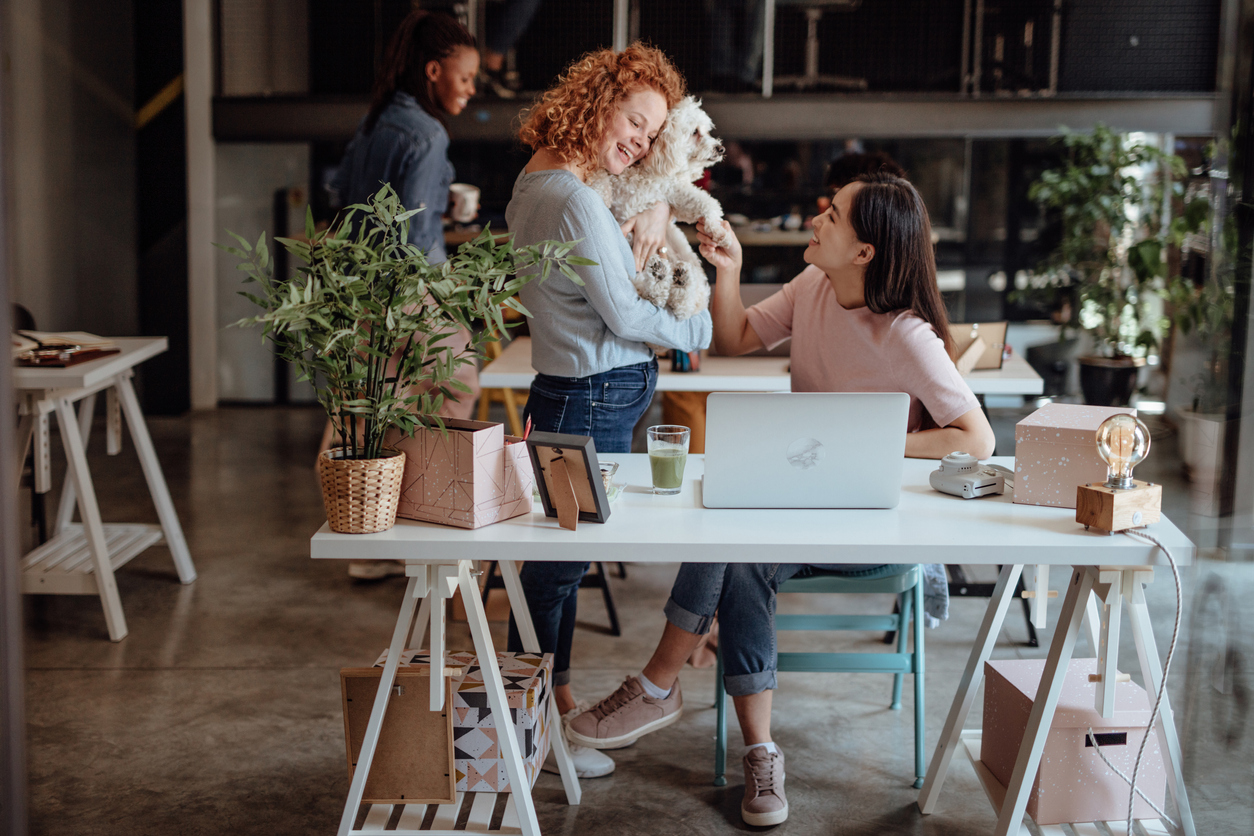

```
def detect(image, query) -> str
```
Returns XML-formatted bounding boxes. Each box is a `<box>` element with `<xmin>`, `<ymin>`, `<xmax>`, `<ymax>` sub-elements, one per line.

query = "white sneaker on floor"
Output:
<box><xmin>542</xmin><ymin>708</ymin><xmax>616</xmax><ymax>778</ymax></box>
<box><xmin>541</xmin><ymin>737</ymin><xmax>617</xmax><ymax>778</ymax></box>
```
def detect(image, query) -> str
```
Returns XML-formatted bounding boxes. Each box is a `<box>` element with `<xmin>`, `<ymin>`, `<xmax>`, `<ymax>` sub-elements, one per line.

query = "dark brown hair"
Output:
<box><xmin>365</xmin><ymin>10</ymin><xmax>476</xmax><ymax>132</ymax></box>
<box><xmin>518</xmin><ymin>43</ymin><xmax>686</xmax><ymax>167</ymax></box>
<box><xmin>847</xmin><ymin>172</ymin><xmax>954</xmax><ymax>358</ymax></box>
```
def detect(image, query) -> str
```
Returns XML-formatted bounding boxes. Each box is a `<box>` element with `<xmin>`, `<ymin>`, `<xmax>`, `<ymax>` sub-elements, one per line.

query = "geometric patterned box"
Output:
<box><xmin>374</xmin><ymin>649</ymin><xmax>553</xmax><ymax>793</ymax></box>
<box><xmin>1014</xmin><ymin>403</ymin><xmax>1137</xmax><ymax>509</ymax></box>
<box><xmin>388</xmin><ymin>419</ymin><xmax>534</xmax><ymax>529</ymax></box>
<box><xmin>982</xmin><ymin>658</ymin><xmax>1165</xmax><ymax>825</ymax></box>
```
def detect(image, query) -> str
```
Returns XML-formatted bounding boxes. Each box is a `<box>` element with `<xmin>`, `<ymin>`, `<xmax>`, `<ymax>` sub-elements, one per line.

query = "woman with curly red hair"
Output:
<box><xmin>504</xmin><ymin>44</ymin><xmax>711</xmax><ymax>779</ymax></box>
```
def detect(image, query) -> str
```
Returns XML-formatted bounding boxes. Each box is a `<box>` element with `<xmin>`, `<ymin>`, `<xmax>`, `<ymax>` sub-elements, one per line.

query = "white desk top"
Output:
<box><xmin>477</xmin><ymin>337</ymin><xmax>1043</xmax><ymax>396</ymax></box>
<box><xmin>312</xmin><ymin>455</ymin><xmax>1192</xmax><ymax>567</ymax></box>
<box><xmin>13</xmin><ymin>337</ymin><xmax>168</xmax><ymax>392</ymax></box>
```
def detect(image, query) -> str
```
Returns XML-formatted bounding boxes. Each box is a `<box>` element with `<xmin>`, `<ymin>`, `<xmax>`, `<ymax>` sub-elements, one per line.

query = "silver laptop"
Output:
<box><xmin>701</xmin><ymin>392</ymin><xmax>910</xmax><ymax>509</ymax></box>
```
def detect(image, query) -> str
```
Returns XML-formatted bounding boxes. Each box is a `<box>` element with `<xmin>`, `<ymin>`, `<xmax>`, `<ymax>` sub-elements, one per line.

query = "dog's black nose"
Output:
<box><xmin>714</xmin><ymin>144</ymin><xmax>725</xmax><ymax>157</ymax></box>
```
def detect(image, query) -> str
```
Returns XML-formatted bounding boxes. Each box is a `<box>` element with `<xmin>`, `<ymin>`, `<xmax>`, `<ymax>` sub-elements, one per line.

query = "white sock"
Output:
<box><xmin>637</xmin><ymin>672</ymin><xmax>671</xmax><ymax>699</ymax></box>
<box><xmin>744</xmin><ymin>741</ymin><xmax>778</xmax><ymax>757</ymax></box>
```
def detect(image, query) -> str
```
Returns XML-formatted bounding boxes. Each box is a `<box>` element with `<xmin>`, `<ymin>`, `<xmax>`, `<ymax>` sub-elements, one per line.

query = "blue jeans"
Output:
<box><xmin>664</xmin><ymin>562</ymin><xmax>909</xmax><ymax>696</ymax></box>
<box><xmin>507</xmin><ymin>359</ymin><xmax>658</xmax><ymax>684</ymax></box>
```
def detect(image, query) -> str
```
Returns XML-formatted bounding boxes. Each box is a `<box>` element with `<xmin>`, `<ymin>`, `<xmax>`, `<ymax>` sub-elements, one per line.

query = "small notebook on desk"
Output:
<box><xmin>12</xmin><ymin>330</ymin><xmax>120</xmax><ymax>367</ymax></box>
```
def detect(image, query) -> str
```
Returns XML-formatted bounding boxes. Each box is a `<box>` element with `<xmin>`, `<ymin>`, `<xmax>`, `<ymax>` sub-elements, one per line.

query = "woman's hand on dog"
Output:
<box><xmin>620</xmin><ymin>202</ymin><xmax>672</xmax><ymax>271</ymax></box>
<box><xmin>697</xmin><ymin>219</ymin><xmax>742</xmax><ymax>271</ymax></box>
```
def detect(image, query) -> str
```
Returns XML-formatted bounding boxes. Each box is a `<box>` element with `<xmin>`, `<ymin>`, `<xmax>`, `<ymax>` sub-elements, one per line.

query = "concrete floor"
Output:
<box><xmin>18</xmin><ymin>405</ymin><xmax>1254</xmax><ymax>835</ymax></box>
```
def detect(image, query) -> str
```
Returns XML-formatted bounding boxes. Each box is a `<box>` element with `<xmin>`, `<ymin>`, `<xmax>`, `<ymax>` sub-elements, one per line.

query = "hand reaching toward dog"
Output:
<box><xmin>696</xmin><ymin>219</ymin><xmax>742</xmax><ymax>272</ymax></box>
<box><xmin>620</xmin><ymin>202</ymin><xmax>672</xmax><ymax>271</ymax></box>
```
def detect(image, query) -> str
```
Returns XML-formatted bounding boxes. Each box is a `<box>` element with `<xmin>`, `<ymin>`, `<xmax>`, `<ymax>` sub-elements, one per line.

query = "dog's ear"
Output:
<box><xmin>641</xmin><ymin>103</ymin><xmax>689</xmax><ymax>178</ymax></box>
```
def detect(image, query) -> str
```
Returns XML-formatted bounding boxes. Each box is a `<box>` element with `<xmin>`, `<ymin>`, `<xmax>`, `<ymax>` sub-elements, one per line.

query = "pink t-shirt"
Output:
<box><xmin>744</xmin><ymin>265</ymin><xmax>979</xmax><ymax>432</ymax></box>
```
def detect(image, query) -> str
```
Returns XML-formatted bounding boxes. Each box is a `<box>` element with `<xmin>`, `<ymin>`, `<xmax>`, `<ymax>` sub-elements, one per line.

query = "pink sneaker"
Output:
<box><xmin>742</xmin><ymin>746</ymin><xmax>788</xmax><ymax>826</ymax></box>
<box><xmin>566</xmin><ymin>676</ymin><xmax>683</xmax><ymax>750</ymax></box>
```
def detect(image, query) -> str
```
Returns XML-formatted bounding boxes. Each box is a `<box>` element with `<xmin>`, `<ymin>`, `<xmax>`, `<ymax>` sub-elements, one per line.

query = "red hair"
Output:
<box><xmin>518</xmin><ymin>43</ymin><xmax>686</xmax><ymax>167</ymax></box>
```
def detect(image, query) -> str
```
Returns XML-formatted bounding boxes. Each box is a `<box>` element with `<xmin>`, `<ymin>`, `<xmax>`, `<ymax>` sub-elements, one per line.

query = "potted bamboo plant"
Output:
<box><xmin>1025</xmin><ymin>125</ymin><xmax>1198</xmax><ymax>405</ymax></box>
<box><xmin>222</xmin><ymin>184</ymin><xmax>591</xmax><ymax>533</ymax></box>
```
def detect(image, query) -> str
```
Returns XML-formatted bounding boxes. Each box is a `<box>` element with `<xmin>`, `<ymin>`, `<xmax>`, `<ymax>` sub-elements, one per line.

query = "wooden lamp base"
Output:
<box><xmin>1075</xmin><ymin>480</ymin><xmax>1161</xmax><ymax>534</ymax></box>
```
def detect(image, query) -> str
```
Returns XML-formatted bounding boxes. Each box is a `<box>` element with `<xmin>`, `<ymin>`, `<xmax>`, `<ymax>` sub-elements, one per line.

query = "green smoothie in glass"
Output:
<box><xmin>646</xmin><ymin>425</ymin><xmax>690</xmax><ymax>495</ymax></box>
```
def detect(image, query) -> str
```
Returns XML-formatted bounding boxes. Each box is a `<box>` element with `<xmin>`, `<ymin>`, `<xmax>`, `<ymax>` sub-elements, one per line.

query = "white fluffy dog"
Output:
<box><xmin>589</xmin><ymin>96</ymin><xmax>727</xmax><ymax>320</ymax></box>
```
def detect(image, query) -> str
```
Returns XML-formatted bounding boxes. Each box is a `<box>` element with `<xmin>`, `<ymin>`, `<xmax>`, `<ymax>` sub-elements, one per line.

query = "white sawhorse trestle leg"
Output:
<box><xmin>920</xmin><ymin>564</ymin><xmax>1195</xmax><ymax>836</ymax></box>
<box><xmin>337</xmin><ymin>559</ymin><xmax>581</xmax><ymax>836</ymax></box>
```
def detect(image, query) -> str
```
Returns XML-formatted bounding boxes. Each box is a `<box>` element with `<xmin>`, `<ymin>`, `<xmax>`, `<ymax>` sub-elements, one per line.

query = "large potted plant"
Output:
<box><xmin>1025</xmin><ymin>125</ymin><xmax>1198</xmax><ymax>405</ymax></box>
<box><xmin>222</xmin><ymin>184</ymin><xmax>590</xmax><ymax>533</ymax></box>
<box><xmin>1167</xmin><ymin>165</ymin><xmax>1232</xmax><ymax>513</ymax></box>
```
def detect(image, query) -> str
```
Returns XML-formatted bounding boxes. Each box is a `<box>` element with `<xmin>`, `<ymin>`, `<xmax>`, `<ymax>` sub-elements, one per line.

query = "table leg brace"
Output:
<box><xmin>919</xmin><ymin>564</ymin><xmax>1023</xmax><ymax>813</ymax></box>
<box><xmin>1127</xmin><ymin>577</ymin><xmax>1196</xmax><ymax>836</ymax></box>
<box><xmin>116</xmin><ymin>376</ymin><xmax>196</xmax><ymax>584</ymax></box>
<box><xmin>337</xmin><ymin>575</ymin><xmax>422</xmax><ymax>836</ymax></box>
<box><xmin>498</xmin><ymin>559</ymin><xmax>582</xmax><ymax>806</ymax></box>
<box><xmin>457</xmin><ymin>561</ymin><xmax>543</xmax><ymax>836</ymax></box>
<box><xmin>994</xmin><ymin>566</ymin><xmax>1095</xmax><ymax>836</ymax></box>
<box><xmin>53</xmin><ymin>397</ymin><xmax>127</xmax><ymax>641</ymax></box>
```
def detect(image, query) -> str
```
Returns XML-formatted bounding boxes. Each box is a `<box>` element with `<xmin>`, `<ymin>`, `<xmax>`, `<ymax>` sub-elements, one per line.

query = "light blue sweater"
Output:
<box><xmin>505</xmin><ymin>169</ymin><xmax>712</xmax><ymax>378</ymax></box>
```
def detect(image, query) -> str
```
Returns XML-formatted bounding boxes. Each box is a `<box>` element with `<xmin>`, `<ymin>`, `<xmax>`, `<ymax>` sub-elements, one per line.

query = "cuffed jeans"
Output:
<box><xmin>664</xmin><ymin>562</ymin><xmax>910</xmax><ymax>696</ymax></box>
<box><xmin>506</xmin><ymin>359</ymin><xmax>658</xmax><ymax>685</ymax></box>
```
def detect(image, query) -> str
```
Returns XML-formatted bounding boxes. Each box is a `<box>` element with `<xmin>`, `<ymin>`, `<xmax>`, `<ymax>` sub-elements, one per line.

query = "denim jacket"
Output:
<box><xmin>333</xmin><ymin>92</ymin><xmax>454</xmax><ymax>263</ymax></box>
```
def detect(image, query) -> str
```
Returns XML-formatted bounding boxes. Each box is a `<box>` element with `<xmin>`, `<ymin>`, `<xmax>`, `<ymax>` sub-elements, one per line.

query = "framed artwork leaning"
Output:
<box><xmin>525</xmin><ymin>432</ymin><xmax>611</xmax><ymax>530</ymax></box>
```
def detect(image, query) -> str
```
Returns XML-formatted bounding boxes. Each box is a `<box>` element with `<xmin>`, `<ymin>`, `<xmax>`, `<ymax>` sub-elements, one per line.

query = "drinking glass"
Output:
<box><xmin>647</xmin><ymin>425</ymin><xmax>690</xmax><ymax>495</ymax></box>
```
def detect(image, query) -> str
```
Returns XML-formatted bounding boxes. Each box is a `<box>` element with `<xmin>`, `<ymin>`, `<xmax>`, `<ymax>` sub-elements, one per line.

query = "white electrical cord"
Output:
<box><xmin>1085</xmin><ymin>725</ymin><xmax>1176</xmax><ymax>826</ymax></box>
<box><xmin>1082</xmin><ymin>527</ymin><xmax>1182</xmax><ymax>833</ymax></box>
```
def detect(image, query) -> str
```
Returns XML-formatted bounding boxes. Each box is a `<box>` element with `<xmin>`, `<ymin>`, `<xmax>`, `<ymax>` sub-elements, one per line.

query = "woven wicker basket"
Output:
<box><xmin>318</xmin><ymin>449</ymin><xmax>407</xmax><ymax>534</ymax></box>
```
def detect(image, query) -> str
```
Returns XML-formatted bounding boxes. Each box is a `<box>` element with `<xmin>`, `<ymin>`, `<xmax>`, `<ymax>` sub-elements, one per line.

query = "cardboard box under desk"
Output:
<box><xmin>981</xmin><ymin>658</ymin><xmax>1165</xmax><ymax>825</ymax></box>
<box><xmin>1013</xmin><ymin>403</ymin><xmax>1136</xmax><ymax>508</ymax></box>
<box><xmin>373</xmin><ymin>649</ymin><xmax>553</xmax><ymax>793</ymax></box>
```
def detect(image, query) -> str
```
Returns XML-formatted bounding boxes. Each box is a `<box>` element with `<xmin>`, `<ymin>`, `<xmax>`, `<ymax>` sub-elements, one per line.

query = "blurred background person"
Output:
<box><xmin>326</xmin><ymin>9</ymin><xmax>483</xmax><ymax>579</ymax></box>
<box><xmin>481</xmin><ymin>0</ymin><xmax>543</xmax><ymax>98</ymax></box>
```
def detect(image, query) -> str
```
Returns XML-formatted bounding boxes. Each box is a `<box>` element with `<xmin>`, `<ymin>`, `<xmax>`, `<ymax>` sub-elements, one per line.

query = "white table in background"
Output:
<box><xmin>13</xmin><ymin>337</ymin><xmax>196</xmax><ymax>641</ymax></box>
<box><xmin>311</xmin><ymin>455</ymin><xmax>1193</xmax><ymax>836</ymax></box>
<box><xmin>477</xmin><ymin>336</ymin><xmax>1043</xmax><ymax>397</ymax></box>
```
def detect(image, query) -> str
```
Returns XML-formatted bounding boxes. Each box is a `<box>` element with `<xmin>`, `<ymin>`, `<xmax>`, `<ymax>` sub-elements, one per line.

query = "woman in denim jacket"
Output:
<box><xmin>327</xmin><ymin>10</ymin><xmax>481</xmax><ymax>580</ymax></box>
<box><xmin>334</xmin><ymin>10</ymin><xmax>478</xmax><ymax>264</ymax></box>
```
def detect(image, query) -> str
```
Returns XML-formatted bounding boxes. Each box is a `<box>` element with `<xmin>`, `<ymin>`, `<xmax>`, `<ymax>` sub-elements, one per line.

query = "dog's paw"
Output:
<box><xmin>635</xmin><ymin>256</ymin><xmax>674</xmax><ymax>308</ymax></box>
<box><xmin>666</xmin><ymin>263</ymin><xmax>711</xmax><ymax>321</ymax></box>
<box><xmin>704</xmin><ymin>216</ymin><xmax>730</xmax><ymax>247</ymax></box>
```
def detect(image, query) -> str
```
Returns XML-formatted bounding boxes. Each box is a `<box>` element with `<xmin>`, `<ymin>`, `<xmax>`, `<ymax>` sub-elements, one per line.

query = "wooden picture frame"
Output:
<box><xmin>949</xmin><ymin>321</ymin><xmax>1008</xmax><ymax>372</ymax></box>
<box><xmin>341</xmin><ymin>667</ymin><xmax>456</xmax><ymax>805</ymax></box>
<box><xmin>526</xmin><ymin>432</ymin><xmax>611</xmax><ymax>530</ymax></box>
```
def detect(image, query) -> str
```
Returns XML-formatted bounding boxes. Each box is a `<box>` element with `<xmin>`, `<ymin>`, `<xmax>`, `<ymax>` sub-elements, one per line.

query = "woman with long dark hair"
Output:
<box><xmin>327</xmin><ymin>11</ymin><xmax>481</xmax><ymax>580</ymax></box>
<box><xmin>566</xmin><ymin>172</ymin><xmax>994</xmax><ymax>826</ymax></box>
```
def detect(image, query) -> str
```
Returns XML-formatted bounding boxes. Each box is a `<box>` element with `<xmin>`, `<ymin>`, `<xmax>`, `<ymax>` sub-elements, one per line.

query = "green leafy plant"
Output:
<box><xmin>1166</xmin><ymin>148</ymin><xmax>1233</xmax><ymax>414</ymax></box>
<box><xmin>1022</xmin><ymin>124</ymin><xmax>1203</xmax><ymax>358</ymax></box>
<box><xmin>220</xmin><ymin>184</ymin><xmax>593</xmax><ymax>460</ymax></box>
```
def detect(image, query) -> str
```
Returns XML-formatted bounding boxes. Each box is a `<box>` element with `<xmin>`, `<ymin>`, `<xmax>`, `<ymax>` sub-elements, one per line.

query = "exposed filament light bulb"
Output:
<box><xmin>1095</xmin><ymin>413</ymin><xmax>1150</xmax><ymax>490</ymax></box>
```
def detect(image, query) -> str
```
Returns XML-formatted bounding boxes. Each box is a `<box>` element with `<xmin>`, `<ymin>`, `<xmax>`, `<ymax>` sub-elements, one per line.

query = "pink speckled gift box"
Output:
<box><xmin>1014</xmin><ymin>403</ymin><xmax>1136</xmax><ymax>508</ymax></box>
<box><xmin>981</xmin><ymin>658</ymin><xmax>1165</xmax><ymax>826</ymax></box>
<box><xmin>388</xmin><ymin>419</ymin><xmax>533</xmax><ymax>529</ymax></box>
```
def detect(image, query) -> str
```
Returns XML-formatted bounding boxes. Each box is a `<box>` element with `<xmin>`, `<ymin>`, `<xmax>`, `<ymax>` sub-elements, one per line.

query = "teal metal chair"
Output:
<box><xmin>713</xmin><ymin>565</ymin><xmax>926</xmax><ymax>788</ymax></box>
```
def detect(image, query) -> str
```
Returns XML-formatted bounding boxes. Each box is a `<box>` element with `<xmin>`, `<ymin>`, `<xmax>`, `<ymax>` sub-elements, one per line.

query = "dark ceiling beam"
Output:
<box><xmin>214</xmin><ymin>94</ymin><xmax>1220</xmax><ymax>144</ymax></box>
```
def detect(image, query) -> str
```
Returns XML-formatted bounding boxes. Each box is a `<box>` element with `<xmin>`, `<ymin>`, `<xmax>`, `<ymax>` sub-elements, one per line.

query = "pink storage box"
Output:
<box><xmin>1014</xmin><ymin>403</ymin><xmax>1136</xmax><ymax>508</ymax></box>
<box><xmin>374</xmin><ymin>649</ymin><xmax>553</xmax><ymax>794</ymax></box>
<box><xmin>388</xmin><ymin>419</ymin><xmax>533</xmax><ymax>529</ymax></box>
<box><xmin>981</xmin><ymin>658</ymin><xmax>1165</xmax><ymax>826</ymax></box>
